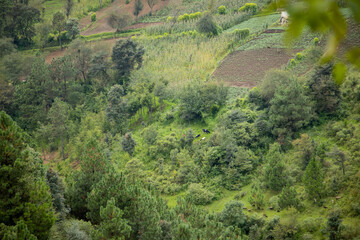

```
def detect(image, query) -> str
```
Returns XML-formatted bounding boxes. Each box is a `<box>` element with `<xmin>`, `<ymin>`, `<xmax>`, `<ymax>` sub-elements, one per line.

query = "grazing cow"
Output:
<box><xmin>202</xmin><ymin>129</ymin><xmax>210</xmax><ymax>134</ymax></box>
<box><xmin>195</xmin><ymin>134</ymin><xmax>201</xmax><ymax>138</ymax></box>
<box><xmin>268</xmin><ymin>206</ymin><xmax>273</xmax><ymax>210</ymax></box>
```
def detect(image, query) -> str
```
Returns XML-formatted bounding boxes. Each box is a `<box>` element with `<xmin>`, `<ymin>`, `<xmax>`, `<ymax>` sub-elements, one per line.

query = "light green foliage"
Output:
<box><xmin>239</xmin><ymin>3</ymin><xmax>257</xmax><ymax>14</ymax></box>
<box><xmin>0</xmin><ymin>112</ymin><xmax>55</xmax><ymax>240</ymax></box>
<box><xmin>218</xmin><ymin>5</ymin><xmax>226</xmax><ymax>15</ymax></box>
<box><xmin>142</xmin><ymin>125</ymin><xmax>158</xmax><ymax>145</ymax></box>
<box><xmin>186</xmin><ymin>183</ymin><xmax>215</xmax><ymax>205</ymax></box>
<box><xmin>232</xmin><ymin>28</ymin><xmax>249</xmax><ymax>40</ymax></box>
<box><xmin>0</xmin><ymin>38</ymin><xmax>15</xmax><ymax>58</ymax></box>
<box><xmin>65</xmin><ymin>19</ymin><xmax>80</xmax><ymax>39</ymax></box>
<box><xmin>292</xmin><ymin>134</ymin><xmax>316</xmax><ymax>170</ymax></box>
<box><xmin>313</xmin><ymin>37</ymin><xmax>319</xmax><ymax>45</ymax></box>
<box><xmin>295</xmin><ymin>52</ymin><xmax>302</xmax><ymax>60</ymax></box>
<box><xmin>303</xmin><ymin>159</ymin><xmax>324</xmax><ymax>201</ymax></box>
<box><xmin>264</xmin><ymin>143</ymin><xmax>288</xmax><ymax>191</ymax></box>
<box><xmin>248</xmin><ymin>182</ymin><xmax>265</xmax><ymax>209</ymax></box>
<box><xmin>91</xmin><ymin>13</ymin><xmax>96</xmax><ymax>22</ymax></box>
<box><xmin>49</xmin><ymin>219</ymin><xmax>93</xmax><ymax>240</ymax></box>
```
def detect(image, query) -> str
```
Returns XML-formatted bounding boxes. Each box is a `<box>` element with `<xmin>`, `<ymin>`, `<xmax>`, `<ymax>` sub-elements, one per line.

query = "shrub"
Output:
<box><xmin>186</xmin><ymin>183</ymin><xmax>215</xmax><ymax>205</ymax></box>
<box><xmin>289</xmin><ymin>58</ymin><xmax>296</xmax><ymax>65</ymax></box>
<box><xmin>197</xmin><ymin>14</ymin><xmax>219</xmax><ymax>36</ymax></box>
<box><xmin>91</xmin><ymin>13</ymin><xmax>96</xmax><ymax>22</ymax></box>
<box><xmin>126</xmin><ymin>0</ymin><xmax>130</xmax><ymax>4</ymax></box>
<box><xmin>182</xmin><ymin>13</ymin><xmax>190</xmax><ymax>21</ymax></box>
<box><xmin>239</xmin><ymin>3</ymin><xmax>257</xmax><ymax>14</ymax></box>
<box><xmin>166</xmin><ymin>16</ymin><xmax>174</xmax><ymax>22</ymax></box>
<box><xmin>313</xmin><ymin>37</ymin><xmax>319</xmax><ymax>45</ymax></box>
<box><xmin>295</xmin><ymin>52</ymin><xmax>302</xmax><ymax>60</ymax></box>
<box><xmin>218</xmin><ymin>5</ymin><xmax>226</xmax><ymax>15</ymax></box>
<box><xmin>194</xmin><ymin>12</ymin><xmax>202</xmax><ymax>19</ymax></box>
<box><xmin>233</xmin><ymin>28</ymin><xmax>250</xmax><ymax>40</ymax></box>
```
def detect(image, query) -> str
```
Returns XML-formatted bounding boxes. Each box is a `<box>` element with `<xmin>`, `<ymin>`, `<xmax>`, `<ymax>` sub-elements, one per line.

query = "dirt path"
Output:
<box><xmin>80</xmin><ymin>0</ymin><xmax>169</xmax><ymax>36</ymax></box>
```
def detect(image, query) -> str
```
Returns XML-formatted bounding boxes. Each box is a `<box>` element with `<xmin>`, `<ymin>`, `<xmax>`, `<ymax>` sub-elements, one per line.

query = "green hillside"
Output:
<box><xmin>1</xmin><ymin>0</ymin><xmax>360</xmax><ymax>239</ymax></box>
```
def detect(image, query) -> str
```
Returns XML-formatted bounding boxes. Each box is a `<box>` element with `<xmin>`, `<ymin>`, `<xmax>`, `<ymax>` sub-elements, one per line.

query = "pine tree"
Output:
<box><xmin>0</xmin><ymin>111</ymin><xmax>55</xmax><ymax>239</ymax></box>
<box><xmin>133</xmin><ymin>0</ymin><xmax>143</xmax><ymax>20</ymax></box>
<box><xmin>278</xmin><ymin>185</ymin><xmax>301</xmax><ymax>210</ymax></box>
<box><xmin>303</xmin><ymin>159</ymin><xmax>324</xmax><ymax>201</ymax></box>
<box><xmin>264</xmin><ymin>143</ymin><xmax>288</xmax><ymax>191</ymax></box>
<box><xmin>121</xmin><ymin>132</ymin><xmax>136</xmax><ymax>156</ymax></box>
<box><xmin>327</xmin><ymin>210</ymin><xmax>342</xmax><ymax>240</ymax></box>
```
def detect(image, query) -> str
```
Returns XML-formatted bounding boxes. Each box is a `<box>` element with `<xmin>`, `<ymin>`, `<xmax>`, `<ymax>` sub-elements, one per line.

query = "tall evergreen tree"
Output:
<box><xmin>303</xmin><ymin>159</ymin><xmax>325</xmax><ymax>201</ymax></box>
<box><xmin>0</xmin><ymin>111</ymin><xmax>55</xmax><ymax>239</ymax></box>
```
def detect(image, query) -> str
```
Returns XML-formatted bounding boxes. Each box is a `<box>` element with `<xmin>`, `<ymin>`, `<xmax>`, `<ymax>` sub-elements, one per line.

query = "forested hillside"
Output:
<box><xmin>1</xmin><ymin>0</ymin><xmax>360</xmax><ymax>239</ymax></box>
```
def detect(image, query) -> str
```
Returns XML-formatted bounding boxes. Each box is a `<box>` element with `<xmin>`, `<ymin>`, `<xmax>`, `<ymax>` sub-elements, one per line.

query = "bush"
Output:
<box><xmin>91</xmin><ymin>13</ymin><xmax>96</xmax><ymax>22</ymax></box>
<box><xmin>197</xmin><ymin>14</ymin><xmax>219</xmax><ymax>36</ymax></box>
<box><xmin>186</xmin><ymin>183</ymin><xmax>215</xmax><ymax>205</ymax></box>
<box><xmin>218</xmin><ymin>5</ymin><xmax>226</xmax><ymax>15</ymax></box>
<box><xmin>239</xmin><ymin>3</ymin><xmax>257</xmax><ymax>14</ymax></box>
<box><xmin>233</xmin><ymin>28</ymin><xmax>250</xmax><ymax>40</ymax></box>
<box><xmin>289</xmin><ymin>58</ymin><xmax>296</xmax><ymax>65</ymax></box>
<box><xmin>295</xmin><ymin>52</ymin><xmax>302</xmax><ymax>60</ymax></box>
<box><xmin>126</xmin><ymin>0</ymin><xmax>130</xmax><ymax>3</ymax></box>
<box><xmin>166</xmin><ymin>16</ymin><xmax>174</xmax><ymax>22</ymax></box>
<box><xmin>313</xmin><ymin>37</ymin><xmax>319</xmax><ymax>45</ymax></box>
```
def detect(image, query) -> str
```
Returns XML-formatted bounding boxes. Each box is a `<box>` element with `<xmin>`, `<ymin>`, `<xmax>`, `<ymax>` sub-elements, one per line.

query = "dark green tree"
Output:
<box><xmin>106</xmin><ymin>84</ymin><xmax>128</xmax><ymax>134</ymax></box>
<box><xmin>0</xmin><ymin>111</ymin><xmax>55</xmax><ymax>240</ymax></box>
<box><xmin>303</xmin><ymin>159</ymin><xmax>324</xmax><ymax>201</ymax></box>
<box><xmin>64</xmin><ymin>0</ymin><xmax>74</xmax><ymax>19</ymax></box>
<box><xmin>269</xmin><ymin>77</ymin><xmax>313</xmax><ymax>140</ymax></box>
<box><xmin>133</xmin><ymin>0</ymin><xmax>143</xmax><ymax>20</ymax></box>
<box><xmin>197</xmin><ymin>14</ymin><xmax>219</xmax><ymax>36</ymax></box>
<box><xmin>65</xmin><ymin>19</ymin><xmax>79</xmax><ymax>39</ymax></box>
<box><xmin>52</xmin><ymin>12</ymin><xmax>66</xmax><ymax>49</ymax></box>
<box><xmin>327</xmin><ymin>210</ymin><xmax>342</xmax><ymax>240</ymax></box>
<box><xmin>112</xmin><ymin>39</ymin><xmax>144</xmax><ymax>86</ymax></box>
<box><xmin>46</xmin><ymin>168</ymin><xmax>69</xmax><ymax>220</ymax></box>
<box><xmin>95</xmin><ymin>198</ymin><xmax>132</xmax><ymax>240</ymax></box>
<box><xmin>264</xmin><ymin>143</ymin><xmax>288</xmax><ymax>191</ymax></box>
<box><xmin>278</xmin><ymin>185</ymin><xmax>301</xmax><ymax>211</ymax></box>
<box><xmin>121</xmin><ymin>132</ymin><xmax>136</xmax><ymax>156</ymax></box>
<box><xmin>66</xmin><ymin>138</ymin><xmax>109</xmax><ymax>219</ymax></box>
<box><xmin>327</xmin><ymin>145</ymin><xmax>347</xmax><ymax>175</ymax></box>
<box><xmin>219</xmin><ymin>201</ymin><xmax>246</xmax><ymax>228</ymax></box>
<box><xmin>307</xmin><ymin>64</ymin><xmax>340</xmax><ymax>116</ymax></box>
<box><xmin>48</xmin><ymin>98</ymin><xmax>70</xmax><ymax>160</ymax></box>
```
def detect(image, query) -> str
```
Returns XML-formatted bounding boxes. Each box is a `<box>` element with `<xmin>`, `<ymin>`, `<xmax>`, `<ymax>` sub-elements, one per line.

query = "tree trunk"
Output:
<box><xmin>59</xmin><ymin>30</ymin><xmax>62</xmax><ymax>50</ymax></box>
<box><xmin>99</xmin><ymin>0</ymin><xmax>102</xmax><ymax>8</ymax></box>
<box><xmin>61</xmin><ymin>134</ymin><xmax>65</xmax><ymax>160</ymax></box>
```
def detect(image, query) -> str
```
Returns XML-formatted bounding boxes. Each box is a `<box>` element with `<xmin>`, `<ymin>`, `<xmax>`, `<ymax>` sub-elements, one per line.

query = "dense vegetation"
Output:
<box><xmin>1</xmin><ymin>0</ymin><xmax>360</xmax><ymax>239</ymax></box>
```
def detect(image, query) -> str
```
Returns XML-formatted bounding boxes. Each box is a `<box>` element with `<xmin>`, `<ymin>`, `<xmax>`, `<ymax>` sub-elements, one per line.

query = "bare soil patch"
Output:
<box><xmin>212</xmin><ymin>48</ymin><xmax>300</xmax><ymax>88</ymax></box>
<box><xmin>264</xmin><ymin>29</ymin><xmax>284</xmax><ymax>34</ymax></box>
<box><xmin>45</xmin><ymin>49</ymin><xmax>66</xmax><ymax>63</ymax></box>
<box><xmin>80</xmin><ymin>0</ymin><xmax>169</xmax><ymax>36</ymax></box>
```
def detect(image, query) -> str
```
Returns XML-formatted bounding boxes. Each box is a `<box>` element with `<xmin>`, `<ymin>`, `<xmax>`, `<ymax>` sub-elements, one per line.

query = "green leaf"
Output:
<box><xmin>332</xmin><ymin>62</ymin><xmax>347</xmax><ymax>85</ymax></box>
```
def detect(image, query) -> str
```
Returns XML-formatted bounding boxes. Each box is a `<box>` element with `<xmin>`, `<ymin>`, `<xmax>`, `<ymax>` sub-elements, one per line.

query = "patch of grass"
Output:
<box><xmin>80</xmin><ymin>30</ymin><xmax>141</xmax><ymax>41</ymax></box>
<box><xmin>224</xmin><ymin>13</ymin><xmax>281</xmax><ymax>34</ymax></box>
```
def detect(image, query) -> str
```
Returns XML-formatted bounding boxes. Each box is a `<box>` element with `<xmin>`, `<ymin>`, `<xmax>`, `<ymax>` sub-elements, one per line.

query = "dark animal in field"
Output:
<box><xmin>202</xmin><ymin>129</ymin><xmax>210</xmax><ymax>133</ymax></box>
<box><xmin>195</xmin><ymin>134</ymin><xmax>201</xmax><ymax>138</ymax></box>
<box><xmin>268</xmin><ymin>206</ymin><xmax>273</xmax><ymax>210</ymax></box>
<box><xmin>263</xmin><ymin>214</ymin><xmax>268</xmax><ymax>218</ymax></box>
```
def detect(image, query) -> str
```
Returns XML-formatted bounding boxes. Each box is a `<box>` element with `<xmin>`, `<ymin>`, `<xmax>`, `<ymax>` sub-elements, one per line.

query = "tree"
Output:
<box><xmin>46</xmin><ymin>168</ymin><xmax>69</xmax><ymax>220</ymax></box>
<box><xmin>303</xmin><ymin>159</ymin><xmax>325</xmax><ymax>201</ymax></box>
<box><xmin>88</xmin><ymin>50</ymin><xmax>111</xmax><ymax>89</ymax></box>
<box><xmin>293</xmin><ymin>134</ymin><xmax>316</xmax><ymax>170</ymax></box>
<box><xmin>268</xmin><ymin>77</ymin><xmax>313</xmax><ymax>140</ymax></box>
<box><xmin>36</xmin><ymin>23</ymin><xmax>52</xmax><ymax>49</ymax></box>
<box><xmin>66</xmin><ymin>138</ymin><xmax>109</xmax><ymax>219</ymax></box>
<box><xmin>263</xmin><ymin>143</ymin><xmax>288</xmax><ymax>191</ymax></box>
<box><xmin>48</xmin><ymin>98</ymin><xmax>70</xmax><ymax>160</ymax></box>
<box><xmin>68</xmin><ymin>40</ymin><xmax>92</xmax><ymax>84</ymax></box>
<box><xmin>0</xmin><ymin>111</ymin><xmax>55</xmax><ymax>239</ymax></box>
<box><xmin>278</xmin><ymin>185</ymin><xmax>302</xmax><ymax>211</ymax></box>
<box><xmin>133</xmin><ymin>0</ymin><xmax>143</xmax><ymax>20</ymax></box>
<box><xmin>107</xmin><ymin>13</ymin><xmax>131</xmax><ymax>33</ymax></box>
<box><xmin>327</xmin><ymin>145</ymin><xmax>347</xmax><ymax>175</ymax></box>
<box><xmin>219</xmin><ymin>201</ymin><xmax>246</xmax><ymax>228</ymax></box>
<box><xmin>52</xmin><ymin>12</ymin><xmax>66</xmax><ymax>49</ymax></box>
<box><xmin>197</xmin><ymin>14</ymin><xmax>219</xmax><ymax>36</ymax></box>
<box><xmin>112</xmin><ymin>39</ymin><xmax>144</xmax><ymax>86</ymax></box>
<box><xmin>64</xmin><ymin>0</ymin><xmax>74</xmax><ymax>19</ymax></box>
<box><xmin>106</xmin><ymin>84</ymin><xmax>129</xmax><ymax>134</ymax></box>
<box><xmin>307</xmin><ymin>64</ymin><xmax>340</xmax><ymax>116</ymax></box>
<box><xmin>147</xmin><ymin>0</ymin><xmax>158</xmax><ymax>15</ymax></box>
<box><xmin>248</xmin><ymin>182</ymin><xmax>265</xmax><ymax>209</ymax></box>
<box><xmin>327</xmin><ymin>210</ymin><xmax>342</xmax><ymax>240</ymax></box>
<box><xmin>95</xmin><ymin>198</ymin><xmax>132</xmax><ymax>240</ymax></box>
<box><xmin>65</xmin><ymin>19</ymin><xmax>80</xmax><ymax>39</ymax></box>
<box><xmin>121</xmin><ymin>132</ymin><xmax>136</xmax><ymax>156</ymax></box>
